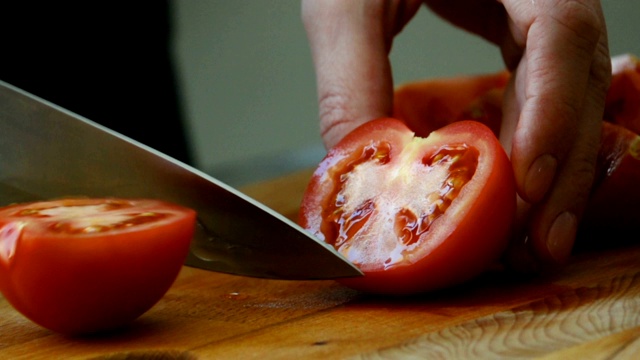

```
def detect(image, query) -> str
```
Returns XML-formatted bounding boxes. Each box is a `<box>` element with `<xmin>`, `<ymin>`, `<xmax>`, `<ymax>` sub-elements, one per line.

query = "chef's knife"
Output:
<box><xmin>0</xmin><ymin>80</ymin><xmax>362</xmax><ymax>280</ymax></box>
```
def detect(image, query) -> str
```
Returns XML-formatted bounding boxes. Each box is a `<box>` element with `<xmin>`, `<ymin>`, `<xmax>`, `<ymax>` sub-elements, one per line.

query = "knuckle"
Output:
<box><xmin>590</xmin><ymin>42</ymin><xmax>612</xmax><ymax>96</ymax></box>
<box><xmin>318</xmin><ymin>88</ymin><xmax>349</xmax><ymax>129</ymax></box>
<box><xmin>550</xmin><ymin>0</ymin><xmax>603</xmax><ymax>53</ymax></box>
<box><xmin>554</xmin><ymin>0</ymin><xmax>601</xmax><ymax>31</ymax></box>
<box><xmin>317</xmin><ymin>87</ymin><xmax>357</xmax><ymax>145</ymax></box>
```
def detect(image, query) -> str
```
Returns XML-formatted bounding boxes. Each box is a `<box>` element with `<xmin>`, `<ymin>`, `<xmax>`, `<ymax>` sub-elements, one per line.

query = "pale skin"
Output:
<box><xmin>302</xmin><ymin>0</ymin><xmax>611</xmax><ymax>271</ymax></box>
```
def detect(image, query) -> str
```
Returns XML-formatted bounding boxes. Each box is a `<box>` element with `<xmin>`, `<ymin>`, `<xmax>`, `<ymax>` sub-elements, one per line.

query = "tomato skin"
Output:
<box><xmin>393</xmin><ymin>71</ymin><xmax>509</xmax><ymax>138</ymax></box>
<box><xmin>300</xmin><ymin>119</ymin><xmax>516</xmax><ymax>294</ymax></box>
<box><xmin>581</xmin><ymin>122</ymin><xmax>640</xmax><ymax>235</ymax></box>
<box><xmin>0</xmin><ymin>198</ymin><xmax>196</xmax><ymax>335</ymax></box>
<box><xmin>605</xmin><ymin>54</ymin><xmax>640</xmax><ymax>134</ymax></box>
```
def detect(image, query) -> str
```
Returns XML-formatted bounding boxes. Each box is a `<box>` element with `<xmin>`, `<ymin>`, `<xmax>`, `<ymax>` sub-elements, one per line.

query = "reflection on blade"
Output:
<box><xmin>0</xmin><ymin>80</ymin><xmax>362</xmax><ymax>280</ymax></box>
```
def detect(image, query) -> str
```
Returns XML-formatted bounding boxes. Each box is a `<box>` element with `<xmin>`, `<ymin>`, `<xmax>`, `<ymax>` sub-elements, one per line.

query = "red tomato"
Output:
<box><xmin>300</xmin><ymin>118</ymin><xmax>516</xmax><ymax>294</ymax></box>
<box><xmin>393</xmin><ymin>71</ymin><xmax>509</xmax><ymax>138</ymax></box>
<box><xmin>605</xmin><ymin>54</ymin><xmax>640</xmax><ymax>134</ymax></box>
<box><xmin>580</xmin><ymin>122</ymin><xmax>640</xmax><ymax>238</ymax></box>
<box><xmin>0</xmin><ymin>198</ymin><xmax>196</xmax><ymax>335</ymax></box>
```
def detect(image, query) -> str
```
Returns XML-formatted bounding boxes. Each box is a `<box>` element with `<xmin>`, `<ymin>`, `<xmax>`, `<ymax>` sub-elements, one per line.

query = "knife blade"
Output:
<box><xmin>0</xmin><ymin>80</ymin><xmax>362</xmax><ymax>280</ymax></box>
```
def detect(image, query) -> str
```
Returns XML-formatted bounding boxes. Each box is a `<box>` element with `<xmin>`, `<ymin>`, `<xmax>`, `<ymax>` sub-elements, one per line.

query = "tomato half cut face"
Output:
<box><xmin>300</xmin><ymin>119</ymin><xmax>516</xmax><ymax>294</ymax></box>
<box><xmin>0</xmin><ymin>198</ymin><xmax>196</xmax><ymax>335</ymax></box>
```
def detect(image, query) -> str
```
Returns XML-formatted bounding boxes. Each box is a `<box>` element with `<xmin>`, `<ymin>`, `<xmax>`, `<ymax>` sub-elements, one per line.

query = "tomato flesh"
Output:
<box><xmin>300</xmin><ymin>119</ymin><xmax>516</xmax><ymax>294</ymax></box>
<box><xmin>16</xmin><ymin>201</ymin><xmax>168</xmax><ymax>234</ymax></box>
<box><xmin>0</xmin><ymin>198</ymin><xmax>196</xmax><ymax>335</ymax></box>
<box><xmin>323</xmin><ymin>140</ymin><xmax>479</xmax><ymax>271</ymax></box>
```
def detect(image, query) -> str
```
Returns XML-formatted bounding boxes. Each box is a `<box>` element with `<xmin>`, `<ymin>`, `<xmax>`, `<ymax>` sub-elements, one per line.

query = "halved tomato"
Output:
<box><xmin>300</xmin><ymin>119</ymin><xmax>516</xmax><ymax>294</ymax></box>
<box><xmin>0</xmin><ymin>198</ymin><xmax>196</xmax><ymax>335</ymax></box>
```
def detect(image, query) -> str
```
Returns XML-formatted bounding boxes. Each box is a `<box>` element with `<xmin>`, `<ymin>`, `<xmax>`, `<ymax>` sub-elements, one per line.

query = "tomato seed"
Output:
<box><xmin>49</xmin><ymin>212</ymin><xmax>167</xmax><ymax>234</ymax></box>
<box><xmin>333</xmin><ymin>199</ymin><xmax>375</xmax><ymax>248</ymax></box>
<box><xmin>395</xmin><ymin>145</ymin><xmax>478</xmax><ymax>246</ymax></box>
<box><xmin>322</xmin><ymin>141</ymin><xmax>391</xmax><ymax>244</ymax></box>
<box><xmin>16</xmin><ymin>209</ymin><xmax>44</xmax><ymax>217</ymax></box>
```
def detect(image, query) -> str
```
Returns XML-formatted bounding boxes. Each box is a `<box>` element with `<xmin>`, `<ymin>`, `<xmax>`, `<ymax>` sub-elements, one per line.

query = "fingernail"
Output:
<box><xmin>547</xmin><ymin>211</ymin><xmax>577</xmax><ymax>264</ymax></box>
<box><xmin>525</xmin><ymin>154</ymin><xmax>557</xmax><ymax>202</ymax></box>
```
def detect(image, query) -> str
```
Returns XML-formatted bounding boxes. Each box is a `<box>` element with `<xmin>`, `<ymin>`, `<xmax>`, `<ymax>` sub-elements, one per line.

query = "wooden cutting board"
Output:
<box><xmin>1</xmin><ymin>169</ymin><xmax>639</xmax><ymax>359</ymax></box>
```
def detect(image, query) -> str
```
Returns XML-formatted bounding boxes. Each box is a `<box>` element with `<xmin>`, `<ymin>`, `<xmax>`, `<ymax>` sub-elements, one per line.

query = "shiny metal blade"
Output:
<box><xmin>0</xmin><ymin>80</ymin><xmax>362</xmax><ymax>280</ymax></box>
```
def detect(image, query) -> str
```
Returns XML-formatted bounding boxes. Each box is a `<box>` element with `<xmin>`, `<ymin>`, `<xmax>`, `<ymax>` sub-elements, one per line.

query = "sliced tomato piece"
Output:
<box><xmin>393</xmin><ymin>71</ymin><xmax>508</xmax><ymax>137</ymax></box>
<box><xmin>300</xmin><ymin>119</ymin><xmax>516</xmax><ymax>294</ymax></box>
<box><xmin>0</xmin><ymin>198</ymin><xmax>196</xmax><ymax>335</ymax></box>
<box><xmin>393</xmin><ymin>54</ymin><xmax>640</xmax><ymax>139</ymax></box>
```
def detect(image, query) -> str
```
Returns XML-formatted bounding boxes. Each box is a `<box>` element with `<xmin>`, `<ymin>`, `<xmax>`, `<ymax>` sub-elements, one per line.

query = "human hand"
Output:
<box><xmin>302</xmin><ymin>0</ymin><xmax>611</xmax><ymax>270</ymax></box>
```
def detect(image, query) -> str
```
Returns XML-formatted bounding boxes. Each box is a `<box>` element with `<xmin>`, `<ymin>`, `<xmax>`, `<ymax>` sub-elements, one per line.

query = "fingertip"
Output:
<box><xmin>545</xmin><ymin>211</ymin><xmax>577</xmax><ymax>264</ymax></box>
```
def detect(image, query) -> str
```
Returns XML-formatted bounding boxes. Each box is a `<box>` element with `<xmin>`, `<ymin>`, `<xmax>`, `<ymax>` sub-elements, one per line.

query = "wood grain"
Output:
<box><xmin>1</xmin><ymin>169</ymin><xmax>639</xmax><ymax>359</ymax></box>
<box><xmin>180</xmin><ymin>245</ymin><xmax>640</xmax><ymax>360</ymax></box>
<box><xmin>355</xmin><ymin>263</ymin><xmax>640</xmax><ymax>359</ymax></box>
<box><xmin>537</xmin><ymin>326</ymin><xmax>640</xmax><ymax>360</ymax></box>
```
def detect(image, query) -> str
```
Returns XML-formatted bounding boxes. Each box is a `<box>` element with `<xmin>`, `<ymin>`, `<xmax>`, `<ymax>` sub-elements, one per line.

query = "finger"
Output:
<box><xmin>505</xmin><ymin>0</ymin><xmax>609</xmax><ymax>201</ymax></box>
<box><xmin>504</xmin><ymin>0</ymin><xmax>611</xmax><ymax>263</ymax></box>
<box><xmin>532</xmin><ymin>41</ymin><xmax>611</xmax><ymax>264</ymax></box>
<box><xmin>301</xmin><ymin>0</ymin><xmax>422</xmax><ymax>149</ymax></box>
